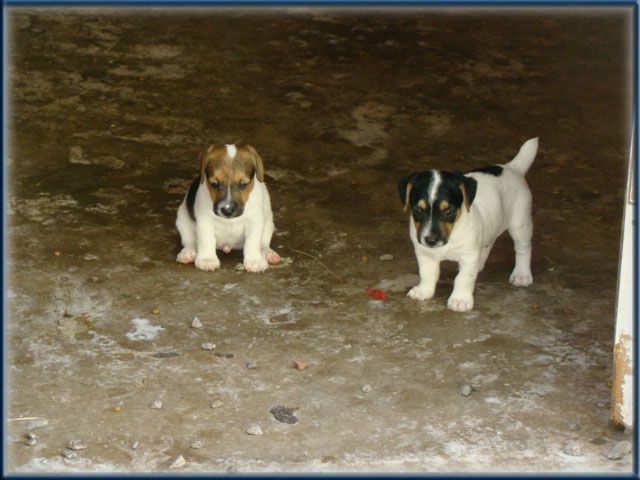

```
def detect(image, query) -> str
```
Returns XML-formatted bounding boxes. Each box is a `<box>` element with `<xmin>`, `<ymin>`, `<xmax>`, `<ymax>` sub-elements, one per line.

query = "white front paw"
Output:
<box><xmin>244</xmin><ymin>257</ymin><xmax>268</xmax><ymax>273</ymax></box>
<box><xmin>407</xmin><ymin>285</ymin><xmax>435</xmax><ymax>301</ymax></box>
<box><xmin>195</xmin><ymin>256</ymin><xmax>220</xmax><ymax>271</ymax></box>
<box><xmin>177</xmin><ymin>248</ymin><xmax>196</xmax><ymax>264</ymax></box>
<box><xmin>264</xmin><ymin>249</ymin><xmax>281</xmax><ymax>265</ymax></box>
<box><xmin>510</xmin><ymin>271</ymin><xmax>533</xmax><ymax>287</ymax></box>
<box><xmin>447</xmin><ymin>295</ymin><xmax>474</xmax><ymax>312</ymax></box>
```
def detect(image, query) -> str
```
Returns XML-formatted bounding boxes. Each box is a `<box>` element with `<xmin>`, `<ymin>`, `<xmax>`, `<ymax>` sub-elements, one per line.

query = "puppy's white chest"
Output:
<box><xmin>213</xmin><ymin>219</ymin><xmax>246</xmax><ymax>249</ymax></box>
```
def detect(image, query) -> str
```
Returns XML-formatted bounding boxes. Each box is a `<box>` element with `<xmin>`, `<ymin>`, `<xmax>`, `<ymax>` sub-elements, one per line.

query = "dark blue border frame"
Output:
<box><xmin>1</xmin><ymin>1</ymin><xmax>638</xmax><ymax>479</ymax></box>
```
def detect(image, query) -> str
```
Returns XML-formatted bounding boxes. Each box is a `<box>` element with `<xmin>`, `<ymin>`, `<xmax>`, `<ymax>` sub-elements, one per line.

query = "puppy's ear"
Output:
<box><xmin>199</xmin><ymin>148</ymin><xmax>211</xmax><ymax>185</ymax></box>
<box><xmin>398</xmin><ymin>173</ymin><xmax>416</xmax><ymax>212</ymax></box>
<box><xmin>456</xmin><ymin>172</ymin><xmax>477</xmax><ymax>213</ymax></box>
<box><xmin>244</xmin><ymin>145</ymin><xmax>264</xmax><ymax>182</ymax></box>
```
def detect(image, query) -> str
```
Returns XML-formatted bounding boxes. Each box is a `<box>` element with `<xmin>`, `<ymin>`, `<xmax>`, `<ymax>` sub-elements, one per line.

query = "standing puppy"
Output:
<box><xmin>398</xmin><ymin>138</ymin><xmax>538</xmax><ymax>312</ymax></box>
<box><xmin>175</xmin><ymin>144</ymin><xmax>281</xmax><ymax>273</ymax></box>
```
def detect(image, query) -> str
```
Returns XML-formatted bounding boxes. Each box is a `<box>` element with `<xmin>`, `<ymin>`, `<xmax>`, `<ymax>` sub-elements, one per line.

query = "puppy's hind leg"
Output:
<box><xmin>508</xmin><ymin>215</ymin><xmax>533</xmax><ymax>287</ymax></box>
<box><xmin>176</xmin><ymin>202</ymin><xmax>197</xmax><ymax>264</ymax></box>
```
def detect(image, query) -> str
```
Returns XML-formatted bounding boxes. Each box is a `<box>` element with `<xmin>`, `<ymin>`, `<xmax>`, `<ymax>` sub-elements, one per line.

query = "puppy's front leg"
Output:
<box><xmin>194</xmin><ymin>217</ymin><xmax>220</xmax><ymax>271</ymax></box>
<box><xmin>448</xmin><ymin>254</ymin><xmax>480</xmax><ymax>312</ymax></box>
<box><xmin>407</xmin><ymin>252</ymin><xmax>440</xmax><ymax>301</ymax></box>
<box><xmin>243</xmin><ymin>219</ymin><xmax>268</xmax><ymax>273</ymax></box>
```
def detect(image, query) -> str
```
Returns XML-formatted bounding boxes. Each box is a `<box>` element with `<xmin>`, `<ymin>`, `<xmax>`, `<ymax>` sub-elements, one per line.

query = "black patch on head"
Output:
<box><xmin>397</xmin><ymin>172</ymin><xmax>418</xmax><ymax>208</ymax></box>
<box><xmin>468</xmin><ymin>165</ymin><xmax>503</xmax><ymax>176</ymax></box>
<box><xmin>186</xmin><ymin>176</ymin><xmax>200</xmax><ymax>221</ymax></box>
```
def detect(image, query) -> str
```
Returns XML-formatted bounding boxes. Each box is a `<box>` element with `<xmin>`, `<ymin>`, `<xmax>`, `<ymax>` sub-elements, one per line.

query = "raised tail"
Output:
<box><xmin>505</xmin><ymin>137</ymin><xmax>538</xmax><ymax>175</ymax></box>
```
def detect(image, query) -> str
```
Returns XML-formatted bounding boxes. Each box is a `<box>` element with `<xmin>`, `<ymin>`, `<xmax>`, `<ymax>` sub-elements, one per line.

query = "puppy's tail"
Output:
<box><xmin>505</xmin><ymin>137</ymin><xmax>538</xmax><ymax>175</ymax></box>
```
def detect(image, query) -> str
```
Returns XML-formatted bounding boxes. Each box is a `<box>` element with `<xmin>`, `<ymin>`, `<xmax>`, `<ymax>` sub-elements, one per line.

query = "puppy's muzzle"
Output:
<box><xmin>215</xmin><ymin>201</ymin><xmax>242</xmax><ymax>219</ymax></box>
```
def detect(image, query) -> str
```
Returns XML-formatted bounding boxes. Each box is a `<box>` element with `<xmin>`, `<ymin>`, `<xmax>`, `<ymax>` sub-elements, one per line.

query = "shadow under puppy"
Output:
<box><xmin>176</xmin><ymin>144</ymin><xmax>281</xmax><ymax>272</ymax></box>
<box><xmin>398</xmin><ymin>138</ymin><xmax>538</xmax><ymax>312</ymax></box>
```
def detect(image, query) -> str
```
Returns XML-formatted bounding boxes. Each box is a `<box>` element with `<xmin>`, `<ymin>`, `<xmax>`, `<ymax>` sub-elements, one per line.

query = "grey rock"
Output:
<box><xmin>210</xmin><ymin>400</ymin><xmax>224</xmax><ymax>409</ymax></box>
<box><xmin>568</xmin><ymin>423</ymin><xmax>581</xmax><ymax>431</ymax></box>
<box><xmin>62</xmin><ymin>450</ymin><xmax>77</xmax><ymax>459</ymax></box>
<box><xmin>234</xmin><ymin>263</ymin><xmax>244</xmax><ymax>271</ymax></box>
<box><xmin>379</xmin><ymin>254</ymin><xmax>394</xmax><ymax>261</ymax></box>
<box><xmin>169</xmin><ymin>455</ymin><xmax>186</xmax><ymax>469</ymax></box>
<box><xmin>25</xmin><ymin>432</ymin><xmax>37</xmax><ymax>440</ymax></box>
<box><xmin>150</xmin><ymin>400</ymin><xmax>163</xmax><ymax>409</ymax></box>
<box><xmin>67</xmin><ymin>440</ymin><xmax>87</xmax><ymax>450</ymax></box>
<box><xmin>563</xmin><ymin>442</ymin><xmax>583</xmax><ymax>456</ymax></box>
<box><xmin>191</xmin><ymin>440</ymin><xmax>205</xmax><ymax>449</ymax></box>
<box><xmin>201</xmin><ymin>342</ymin><xmax>216</xmax><ymax>351</ymax></box>
<box><xmin>459</xmin><ymin>384</ymin><xmax>472</xmax><ymax>397</ymax></box>
<box><xmin>246</xmin><ymin>362</ymin><xmax>257</xmax><ymax>369</ymax></box>
<box><xmin>607</xmin><ymin>440</ymin><xmax>632</xmax><ymax>460</ymax></box>
<box><xmin>25</xmin><ymin>438</ymin><xmax>37</xmax><ymax>446</ymax></box>
<box><xmin>191</xmin><ymin>316</ymin><xmax>203</xmax><ymax>329</ymax></box>
<box><xmin>131</xmin><ymin>441</ymin><xmax>139</xmax><ymax>450</ymax></box>
<box><xmin>270</xmin><ymin>405</ymin><xmax>299</xmax><ymax>424</ymax></box>
<box><xmin>246</xmin><ymin>425</ymin><xmax>263</xmax><ymax>435</ymax></box>
<box><xmin>361</xmin><ymin>384</ymin><xmax>372</xmax><ymax>393</ymax></box>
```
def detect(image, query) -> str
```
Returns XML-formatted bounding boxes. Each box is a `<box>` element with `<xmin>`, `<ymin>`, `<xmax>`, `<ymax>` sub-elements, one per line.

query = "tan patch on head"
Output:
<box><xmin>199</xmin><ymin>145</ymin><xmax>265</xmax><ymax>207</ymax></box>
<box><xmin>417</xmin><ymin>199</ymin><xmax>427</xmax><ymax>210</ymax></box>
<box><xmin>439</xmin><ymin>208</ymin><xmax>461</xmax><ymax>241</ymax></box>
<box><xmin>460</xmin><ymin>184</ymin><xmax>470</xmax><ymax>212</ymax></box>
<box><xmin>439</xmin><ymin>200</ymin><xmax>449</xmax><ymax>211</ymax></box>
<box><xmin>403</xmin><ymin>183</ymin><xmax>413</xmax><ymax>212</ymax></box>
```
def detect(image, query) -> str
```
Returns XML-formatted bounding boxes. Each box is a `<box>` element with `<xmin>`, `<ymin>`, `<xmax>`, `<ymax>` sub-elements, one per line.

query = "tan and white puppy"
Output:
<box><xmin>398</xmin><ymin>138</ymin><xmax>538</xmax><ymax>312</ymax></box>
<box><xmin>175</xmin><ymin>144</ymin><xmax>281</xmax><ymax>273</ymax></box>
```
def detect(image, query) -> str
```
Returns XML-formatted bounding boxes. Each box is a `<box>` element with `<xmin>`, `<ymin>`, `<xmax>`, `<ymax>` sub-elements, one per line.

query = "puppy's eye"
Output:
<box><xmin>211</xmin><ymin>181</ymin><xmax>220</xmax><ymax>189</ymax></box>
<box><xmin>443</xmin><ymin>207</ymin><xmax>456</xmax><ymax>216</ymax></box>
<box><xmin>238</xmin><ymin>181</ymin><xmax>249</xmax><ymax>190</ymax></box>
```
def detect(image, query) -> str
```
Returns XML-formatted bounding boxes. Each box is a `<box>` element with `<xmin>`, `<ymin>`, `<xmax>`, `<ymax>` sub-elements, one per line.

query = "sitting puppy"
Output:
<box><xmin>398</xmin><ymin>138</ymin><xmax>538</xmax><ymax>312</ymax></box>
<box><xmin>175</xmin><ymin>144</ymin><xmax>281</xmax><ymax>273</ymax></box>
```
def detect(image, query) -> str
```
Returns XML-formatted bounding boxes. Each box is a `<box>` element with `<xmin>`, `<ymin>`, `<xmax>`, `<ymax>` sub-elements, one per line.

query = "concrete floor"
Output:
<box><xmin>5</xmin><ymin>7</ymin><xmax>634</xmax><ymax>473</ymax></box>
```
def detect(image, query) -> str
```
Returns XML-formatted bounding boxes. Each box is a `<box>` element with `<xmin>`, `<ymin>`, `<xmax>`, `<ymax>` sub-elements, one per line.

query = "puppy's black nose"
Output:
<box><xmin>424</xmin><ymin>234</ymin><xmax>439</xmax><ymax>247</ymax></box>
<box><xmin>221</xmin><ymin>205</ymin><xmax>235</xmax><ymax>217</ymax></box>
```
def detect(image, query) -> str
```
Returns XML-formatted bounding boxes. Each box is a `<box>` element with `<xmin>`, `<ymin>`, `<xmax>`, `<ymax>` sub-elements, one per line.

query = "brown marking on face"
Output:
<box><xmin>199</xmin><ymin>145</ymin><xmax>265</xmax><ymax>210</ymax></box>
<box><xmin>439</xmin><ymin>208</ymin><xmax>461</xmax><ymax>241</ymax></box>
<box><xmin>417</xmin><ymin>199</ymin><xmax>427</xmax><ymax>210</ymax></box>
<box><xmin>439</xmin><ymin>200</ymin><xmax>449</xmax><ymax>211</ymax></box>
<box><xmin>460</xmin><ymin>183</ymin><xmax>470</xmax><ymax>212</ymax></box>
<box><xmin>403</xmin><ymin>183</ymin><xmax>413</xmax><ymax>212</ymax></box>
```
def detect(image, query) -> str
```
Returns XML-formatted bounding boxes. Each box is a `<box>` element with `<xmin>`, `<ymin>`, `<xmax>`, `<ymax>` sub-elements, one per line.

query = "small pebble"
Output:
<box><xmin>379</xmin><ymin>254</ymin><xmax>394</xmax><ymax>261</ymax></box>
<box><xmin>62</xmin><ymin>450</ymin><xmax>77</xmax><ymax>459</ymax></box>
<box><xmin>114</xmin><ymin>406</ymin><xmax>121</xmax><ymax>412</ymax></box>
<box><xmin>607</xmin><ymin>440</ymin><xmax>632</xmax><ymax>460</ymax></box>
<box><xmin>201</xmin><ymin>342</ymin><xmax>216</xmax><ymax>351</ymax></box>
<box><xmin>215</xmin><ymin>352</ymin><xmax>234</xmax><ymax>358</ymax></box>
<box><xmin>234</xmin><ymin>263</ymin><xmax>244</xmax><ymax>271</ymax></box>
<box><xmin>246</xmin><ymin>425</ymin><xmax>263</xmax><ymax>435</ymax></box>
<box><xmin>246</xmin><ymin>362</ymin><xmax>257</xmax><ymax>369</ymax></box>
<box><xmin>191</xmin><ymin>440</ymin><xmax>205</xmax><ymax>449</ymax></box>
<box><xmin>169</xmin><ymin>455</ymin><xmax>186</xmax><ymax>469</ymax></box>
<box><xmin>25</xmin><ymin>432</ymin><xmax>37</xmax><ymax>440</ymax></box>
<box><xmin>25</xmin><ymin>438</ymin><xmax>37</xmax><ymax>446</ymax></box>
<box><xmin>54</xmin><ymin>251</ymin><xmax>61</xmax><ymax>256</ymax></box>
<box><xmin>210</xmin><ymin>400</ymin><xmax>224</xmax><ymax>409</ymax></box>
<box><xmin>597</xmin><ymin>402</ymin><xmax>605</xmax><ymax>407</ymax></box>
<box><xmin>67</xmin><ymin>440</ymin><xmax>87</xmax><ymax>450</ymax></box>
<box><xmin>563</xmin><ymin>442</ymin><xmax>583</xmax><ymax>456</ymax></box>
<box><xmin>568</xmin><ymin>423</ymin><xmax>581</xmax><ymax>431</ymax></box>
<box><xmin>459</xmin><ymin>384</ymin><xmax>472</xmax><ymax>397</ymax></box>
<box><xmin>362</xmin><ymin>255</ymin><xmax>368</xmax><ymax>261</ymax></box>
<box><xmin>361</xmin><ymin>384</ymin><xmax>372</xmax><ymax>393</ymax></box>
<box><xmin>151</xmin><ymin>308</ymin><xmax>159</xmax><ymax>314</ymax></box>
<box><xmin>190</xmin><ymin>316</ymin><xmax>203</xmax><ymax>329</ymax></box>
<box><xmin>131</xmin><ymin>441</ymin><xmax>139</xmax><ymax>450</ymax></box>
<box><xmin>150</xmin><ymin>400</ymin><xmax>163</xmax><ymax>409</ymax></box>
<box><xmin>295</xmin><ymin>359</ymin><xmax>309</xmax><ymax>371</ymax></box>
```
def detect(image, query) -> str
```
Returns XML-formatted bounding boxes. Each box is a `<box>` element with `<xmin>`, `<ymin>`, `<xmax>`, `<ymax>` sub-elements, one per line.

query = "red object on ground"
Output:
<box><xmin>367</xmin><ymin>289</ymin><xmax>387</xmax><ymax>300</ymax></box>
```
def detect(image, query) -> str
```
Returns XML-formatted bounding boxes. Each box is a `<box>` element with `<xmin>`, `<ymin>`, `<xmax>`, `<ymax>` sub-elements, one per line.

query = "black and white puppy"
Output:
<box><xmin>398</xmin><ymin>138</ymin><xmax>538</xmax><ymax>312</ymax></box>
<box><xmin>176</xmin><ymin>144</ymin><xmax>280</xmax><ymax>273</ymax></box>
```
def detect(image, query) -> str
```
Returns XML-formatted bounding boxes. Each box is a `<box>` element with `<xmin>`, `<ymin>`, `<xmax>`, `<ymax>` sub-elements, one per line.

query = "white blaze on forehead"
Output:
<box><xmin>226</xmin><ymin>144</ymin><xmax>237</xmax><ymax>158</ymax></box>
<box><xmin>428</xmin><ymin>170</ymin><xmax>441</xmax><ymax>204</ymax></box>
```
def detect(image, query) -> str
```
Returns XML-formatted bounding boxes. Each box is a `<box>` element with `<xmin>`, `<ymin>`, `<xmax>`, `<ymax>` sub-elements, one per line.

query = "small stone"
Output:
<box><xmin>190</xmin><ymin>316</ymin><xmax>203</xmax><ymax>329</ymax></box>
<box><xmin>131</xmin><ymin>441</ymin><xmax>139</xmax><ymax>450</ymax></box>
<box><xmin>234</xmin><ymin>263</ymin><xmax>244</xmax><ymax>271</ymax></box>
<box><xmin>568</xmin><ymin>423</ymin><xmax>581</xmax><ymax>431</ymax></box>
<box><xmin>215</xmin><ymin>352</ymin><xmax>234</xmax><ymax>358</ymax></box>
<box><xmin>210</xmin><ymin>400</ymin><xmax>224</xmax><ymax>409</ymax></box>
<box><xmin>246</xmin><ymin>362</ymin><xmax>257</xmax><ymax>369</ymax></box>
<box><xmin>62</xmin><ymin>450</ymin><xmax>77</xmax><ymax>459</ymax></box>
<box><xmin>607</xmin><ymin>440</ymin><xmax>632</xmax><ymax>460</ymax></box>
<box><xmin>597</xmin><ymin>402</ymin><xmax>605</xmax><ymax>407</ymax></box>
<box><xmin>114</xmin><ymin>406</ymin><xmax>121</xmax><ymax>412</ymax></box>
<box><xmin>191</xmin><ymin>440</ymin><xmax>205</xmax><ymax>449</ymax></box>
<box><xmin>295</xmin><ymin>359</ymin><xmax>309</xmax><ymax>371</ymax></box>
<box><xmin>563</xmin><ymin>442</ymin><xmax>583</xmax><ymax>456</ymax></box>
<box><xmin>361</xmin><ymin>384</ymin><xmax>372</xmax><ymax>393</ymax></box>
<box><xmin>379</xmin><ymin>254</ymin><xmax>394</xmax><ymax>261</ymax></box>
<box><xmin>24</xmin><ymin>418</ymin><xmax>48</xmax><ymax>430</ymax></box>
<box><xmin>270</xmin><ymin>405</ymin><xmax>299</xmax><ymax>424</ymax></box>
<box><xmin>151</xmin><ymin>308</ymin><xmax>159</xmax><ymax>314</ymax></box>
<box><xmin>201</xmin><ymin>343</ymin><xmax>215</xmax><ymax>351</ymax></box>
<box><xmin>150</xmin><ymin>400</ymin><xmax>163</xmax><ymax>409</ymax></box>
<box><xmin>67</xmin><ymin>440</ymin><xmax>87</xmax><ymax>450</ymax></box>
<box><xmin>169</xmin><ymin>455</ymin><xmax>186</xmax><ymax>469</ymax></box>
<box><xmin>459</xmin><ymin>384</ymin><xmax>472</xmax><ymax>397</ymax></box>
<box><xmin>25</xmin><ymin>432</ymin><xmax>37</xmax><ymax>440</ymax></box>
<box><xmin>25</xmin><ymin>438</ymin><xmax>37</xmax><ymax>446</ymax></box>
<box><xmin>246</xmin><ymin>425</ymin><xmax>263</xmax><ymax>435</ymax></box>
